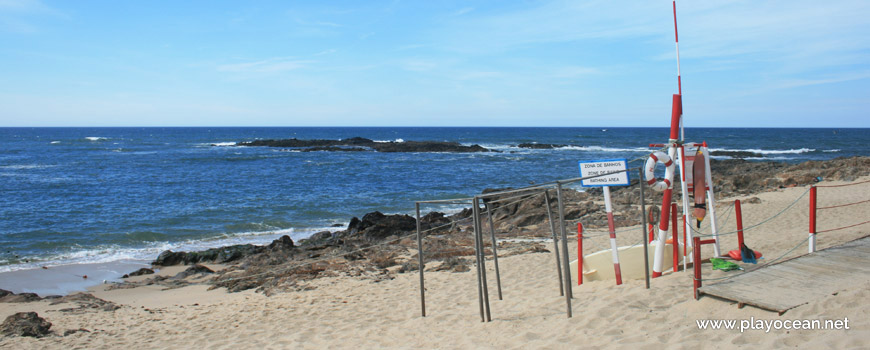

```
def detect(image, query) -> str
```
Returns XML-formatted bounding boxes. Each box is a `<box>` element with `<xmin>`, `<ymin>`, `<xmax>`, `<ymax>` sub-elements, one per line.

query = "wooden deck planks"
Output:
<box><xmin>698</xmin><ymin>235</ymin><xmax>870</xmax><ymax>314</ymax></box>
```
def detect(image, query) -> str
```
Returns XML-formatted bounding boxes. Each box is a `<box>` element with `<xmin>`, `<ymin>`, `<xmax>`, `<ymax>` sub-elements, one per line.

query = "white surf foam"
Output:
<box><xmin>211</xmin><ymin>142</ymin><xmax>238</xmax><ymax>147</ymax></box>
<box><xmin>0</xmin><ymin>226</ymin><xmax>345</xmax><ymax>274</ymax></box>
<box><xmin>85</xmin><ymin>137</ymin><xmax>108</xmax><ymax>141</ymax></box>
<box><xmin>713</xmin><ymin>148</ymin><xmax>815</xmax><ymax>155</ymax></box>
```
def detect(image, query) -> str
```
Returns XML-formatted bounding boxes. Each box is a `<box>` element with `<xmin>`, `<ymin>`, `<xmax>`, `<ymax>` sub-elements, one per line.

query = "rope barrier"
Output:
<box><xmin>815</xmin><ymin>179</ymin><xmax>870</xmax><ymax>188</ymax></box>
<box><xmin>691</xmin><ymin>187</ymin><xmax>811</xmax><ymax>238</ymax></box>
<box><xmin>817</xmin><ymin>198</ymin><xmax>870</xmax><ymax>210</ymax></box>
<box><xmin>691</xmin><ymin>234</ymin><xmax>812</xmax><ymax>282</ymax></box>
<box><xmin>816</xmin><ymin>220</ymin><xmax>870</xmax><ymax>234</ymax></box>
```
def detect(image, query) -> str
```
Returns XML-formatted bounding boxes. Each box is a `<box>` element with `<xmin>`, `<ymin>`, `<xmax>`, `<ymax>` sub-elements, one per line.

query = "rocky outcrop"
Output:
<box><xmin>0</xmin><ymin>312</ymin><xmax>52</xmax><ymax>337</ymax></box>
<box><xmin>172</xmin><ymin>264</ymin><xmax>214</xmax><ymax>280</ymax></box>
<box><xmin>239</xmin><ymin>137</ymin><xmax>491</xmax><ymax>153</ymax></box>
<box><xmin>0</xmin><ymin>290</ymin><xmax>41</xmax><ymax>303</ymax></box>
<box><xmin>348</xmin><ymin>211</ymin><xmax>417</xmax><ymax>241</ymax></box>
<box><xmin>517</xmin><ymin>143</ymin><xmax>568</xmax><ymax>149</ymax></box>
<box><xmin>152</xmin><ymin>244</ymin><xmax>264</xmax><ymax>266</ymax></box>
<box><xmin>711</xmin><ymin>150</ymin><xmax>764</xmax><ymax>159</ymax></box>
<box><xmin>122</xmin><ymin>268</ymin><xmax>154</xmax><ymax>278</ymax></box>
<box><xmin>300</xmin><ymin>146</ymin><xmax>368</xmax><ymax>152</ymax></box>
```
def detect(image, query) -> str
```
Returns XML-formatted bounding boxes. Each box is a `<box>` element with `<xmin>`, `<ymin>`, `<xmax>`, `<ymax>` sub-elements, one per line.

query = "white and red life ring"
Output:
<box><xmin>644</xmin><ymin>151</ymin><xmax>674</xmax><ymax>191</ymax></box>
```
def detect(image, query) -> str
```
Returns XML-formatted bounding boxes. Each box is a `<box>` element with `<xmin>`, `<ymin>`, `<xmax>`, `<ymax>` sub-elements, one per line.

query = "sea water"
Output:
<box><xmin>1</xmin><ymin>127</ymin><xmax>866</xmax><ymax>275</ymax></box>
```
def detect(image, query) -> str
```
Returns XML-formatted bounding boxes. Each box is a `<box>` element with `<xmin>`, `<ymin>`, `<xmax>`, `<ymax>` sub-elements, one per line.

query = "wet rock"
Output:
<box><xmin>711</xmin><ymin>150</ymin><xmax>764</xmax><ymax>159</ymax></box>
<box><xmin>0</xmin><ymin>312</ymin><xmax>52</xmax><ymax>337</ymax></box>
<box><xmin>240</xmin><ymin>137</ymin><xmax>491</xmax><ymax>153</ymax></box>
<box><xmin>348</xmin><ymin>211</ymin><xmax>417</xmax><ymax>241</ymax></box>
<box><xmin>123</xmin><ymin>268</ymin><xmax>155</xmax><ymax>278</ymax></box>
<box><xmin>300</xmin><ymin>146</ymin><xmax>368</xmax><ymax>152</ymax></box>
<box><xmin>153</xmin><ymin>250</ymin><xmax>187</xmax><ymax>266</ymax></box>
<box><xmin>420</xmin><ymin>212</ymin><xmax>451</xmax><ymax>232</ymax></box>
<box><xmin>153</xmin><ymin>244</ymin><xmax>265</xmax><ymax>266</ymax></box>
<box><xmin>267</xmin><ymin>235</ymin><xmax>295</xmax><ymax>250</ymax></box>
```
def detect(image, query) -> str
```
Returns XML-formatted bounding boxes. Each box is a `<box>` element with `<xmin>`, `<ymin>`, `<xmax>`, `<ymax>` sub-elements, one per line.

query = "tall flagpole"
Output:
<box><xmin>673</xmin><ymin>1</ymin><xmax>683</xmax><ymax>141</ymax></box>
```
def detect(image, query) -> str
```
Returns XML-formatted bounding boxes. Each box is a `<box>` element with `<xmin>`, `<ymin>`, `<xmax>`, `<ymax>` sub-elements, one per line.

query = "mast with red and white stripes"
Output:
<box><xmin>652</xmin><ymin>1</ymin><xmax>685</xmax><ymax>278</ymax></box>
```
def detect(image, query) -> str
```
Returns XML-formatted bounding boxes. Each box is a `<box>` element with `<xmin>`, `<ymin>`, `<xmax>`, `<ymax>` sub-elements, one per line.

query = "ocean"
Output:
<box><xmin>1</xmin><ymin>127</ymin><xmax>866</xmax><ymax>275</ymax></box>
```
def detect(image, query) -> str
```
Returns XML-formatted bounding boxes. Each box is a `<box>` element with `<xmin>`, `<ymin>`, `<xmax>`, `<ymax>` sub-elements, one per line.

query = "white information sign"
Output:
<box><xmin>578</xmin><ymin>159</ymin><xmax>630</xmax><ymax>187</ymax></box>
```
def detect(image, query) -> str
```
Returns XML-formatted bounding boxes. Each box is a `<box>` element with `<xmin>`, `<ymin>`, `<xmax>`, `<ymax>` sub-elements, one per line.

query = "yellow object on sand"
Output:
<box><xmin>570</xmin><ymin>242</ymin><xmax>688</xmax><ymax>282</ymax></box>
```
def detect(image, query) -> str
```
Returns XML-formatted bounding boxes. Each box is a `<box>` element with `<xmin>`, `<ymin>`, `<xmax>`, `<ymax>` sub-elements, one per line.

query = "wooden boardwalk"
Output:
<box><xmin>698</xmin><ymin>235</ymin><xmax>870</xmax><ymax>314</ymax></box>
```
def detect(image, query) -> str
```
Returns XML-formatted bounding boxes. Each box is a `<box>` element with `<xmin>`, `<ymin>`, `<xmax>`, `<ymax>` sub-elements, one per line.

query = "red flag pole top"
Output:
<box><xmin>670</xmin><ymin>1</ymin><xmax>683</xmax><ymax>143</ymax></box>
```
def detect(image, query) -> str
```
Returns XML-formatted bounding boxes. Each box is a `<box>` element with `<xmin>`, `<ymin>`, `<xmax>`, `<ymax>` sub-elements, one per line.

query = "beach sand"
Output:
<box><xmin>2</xmin><ymin>177</ymin><xmax>869</xmax><ymax>349</ymax></box>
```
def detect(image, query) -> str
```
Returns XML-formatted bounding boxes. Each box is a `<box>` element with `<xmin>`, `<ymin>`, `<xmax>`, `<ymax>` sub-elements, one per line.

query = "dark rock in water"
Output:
<box><xmin>173</xmin><ymin>264</ymin><xmax>214</xmax><ymax>280</ymax></box>
<box><xmin>0</xmin><ymin>291</ymin><xmax>41</xmax><ymax>303</ymax></box>
<box><xmin>300</xmin><ymin>146</ymin><xmax>368</xmax><ymax>152</ymax></box>
<box><xmin>268</xmin><ymin>235</ymin><xmax>295</xmax><ymax>250</ymax></box>
<box><xmin>517</xmin><ymin>143</ymin><xmax>567</xmax><ymax>149</ymax></box>
<box><xmin>123</xmin><ymin>268</ymin><xmax>155</xmax><ymax>278</ymax></box>
<box><xmin>0</xmin><ymin>312</ymin><xmax>52</xmax><ymax>337</ymax></box>
<box><xmin>349</xmin><ymin>211</ymin><xmax>417</xmax><ymax>241</ymax></box>
<box><xmin>711</xmin><ymin>150</ymin><xmax>764</xmax><ymax>159</ymax></box>
<box><xmin>153</xmin><ymin>244</ymin><xmax>265</xmax><ymax>266</ymax></box>
<box><xmin>239</xmin><ymin>137</ymin><xmax>491</xmax><ymax>153</ymax></box>
<box><xmin>371</xmin><ymin>141</ymin><xmax>490</xmax><ymax>153</ymax></box>
<box><xmin>420</xmin><ymin>212</ymin><xmax>451</xmax><ymax>232</ymax></box>
<box><xmin>301</xmin><ymin>231</ymin><xmax>335</xmax><ymax>246</ymax></box>
<box><xmin>153</xmin><ymin>250</ymin><xmax>187</xmax><ymax>266</ymax></box>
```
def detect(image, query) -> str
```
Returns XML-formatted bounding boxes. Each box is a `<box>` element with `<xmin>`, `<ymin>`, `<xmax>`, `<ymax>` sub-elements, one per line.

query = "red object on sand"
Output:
<box><xmin>728</xmin><ymin>199</ymin><xmax>762</xmax><ymax>260</ymax></box>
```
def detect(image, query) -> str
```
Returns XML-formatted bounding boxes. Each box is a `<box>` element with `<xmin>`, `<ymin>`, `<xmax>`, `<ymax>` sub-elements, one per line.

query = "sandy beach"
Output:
<box><xmin>2</xmin><ymin>175</ymin><xmax>869</xmax><ymax>349</ymax></box>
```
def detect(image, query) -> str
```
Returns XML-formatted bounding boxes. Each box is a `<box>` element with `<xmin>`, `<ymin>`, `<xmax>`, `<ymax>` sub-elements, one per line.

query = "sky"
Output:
<box><xmin>0</xmin><ymin>0</ymin><xmax>868</xmax><ymax>127</ymax></box>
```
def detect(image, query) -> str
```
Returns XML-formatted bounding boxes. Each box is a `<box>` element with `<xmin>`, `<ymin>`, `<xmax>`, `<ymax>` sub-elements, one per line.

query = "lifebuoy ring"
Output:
<box><xmin>644</xmin><ymin>151</ymin><xmax>674</xmax><ymax>191</ymax></box>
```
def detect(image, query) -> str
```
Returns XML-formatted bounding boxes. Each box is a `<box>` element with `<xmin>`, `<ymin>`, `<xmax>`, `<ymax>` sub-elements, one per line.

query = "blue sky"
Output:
<box><xmin>1</xmin><ymin>0</ymin><xmax>868</xmax><ymax>127</ymax></box>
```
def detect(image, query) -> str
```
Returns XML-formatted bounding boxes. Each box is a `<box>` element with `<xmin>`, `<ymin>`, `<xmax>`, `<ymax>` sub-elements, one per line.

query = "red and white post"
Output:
<box><xmin>577</xmin><ymin>222</ymin><xmax>584</xmax><ymax>286</ymax></box>
<box><xmin>603</xmin><ymin>186</ymin><xmax>623</xmax><ymax>285</ymax></box>
<box><xmin>735</xmin><ymin>199</ymin><xmax>744</xmax><ymax>250</ymax></box>
<box><xmin>809</xmin><ymin>186</ymin><xmax>817</xmax><ymax>253</ymax></box>
<box><xmin>671</xmin><ymin>203</ymin><xmax>679</xmax><ymax>272</ymax></box>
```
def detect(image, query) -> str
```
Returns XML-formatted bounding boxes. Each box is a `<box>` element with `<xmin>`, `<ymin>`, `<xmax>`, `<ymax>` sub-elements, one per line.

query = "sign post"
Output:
<box><xmin>579</xmin><ymin>159</ymin><xmax>630</xmax><ymax>285</ymax></box>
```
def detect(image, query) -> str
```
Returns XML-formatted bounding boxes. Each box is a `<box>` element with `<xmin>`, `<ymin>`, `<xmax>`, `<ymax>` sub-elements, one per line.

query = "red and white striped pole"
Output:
<box><xmin>603</xmin><ymin>186</ymin><xmax>623</xmax><ymax>285</ymax></box>
<box><xmin>671</xmin><ymin>203</ymin><xmax>679</xmax><ymax>272</ymax></box>
<box><xmin>653</xmin><ymin>1</ymin><xmax>685</xmax><ymax>278</ymax></box>
<box><xmin>673</xmin><ymin>0</ymin><xmax>684</xmax><ymax>140</ymax></box>
<box><xmin>735</xmin><ymin>199</ymin><xmax>744</xmax><ymax>250</ymax></box>
<box><xmin>809</xmin><ymin>186</ymin><xmax>817</xmax><ymax>253</ymax></box>
<box><xmin>577</xmin><ymin>222</ymin><xmax>584</xmax><ymax>286</ymax></box>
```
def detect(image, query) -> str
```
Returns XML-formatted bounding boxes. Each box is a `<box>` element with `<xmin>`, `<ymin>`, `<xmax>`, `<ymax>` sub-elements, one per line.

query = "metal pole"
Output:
<box><xmin>472</xmin><ymin>199</ymin><xmax>485</xmax><ymax>322</ymax></box>
<box><xmin>555</xmin><ymin>183</ymin><xmax>573</xmax><ymax>317</ymax></box>
<box><xmin>415</xmin><ymin>203</ymin><xmax>426</xmax><ymax>317</ymax></box>
<box><xmin>543</xmin><ymin>190</ymin><xmax>564</xmax><ymax>296</ymax></box>
<box><xmin>485</xmin><ymin>203</ymin><xmax>503</xmax><ymax>300</ymax></box>
<box><xmin>473</xmin><ymin>197</ymin><xmax>492</xmax><ymax>322</ymax></box>
<box><xmin>639</xmin><ymin>168</ymin><xmax>650</xmax><ymax>289</ymax></box>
